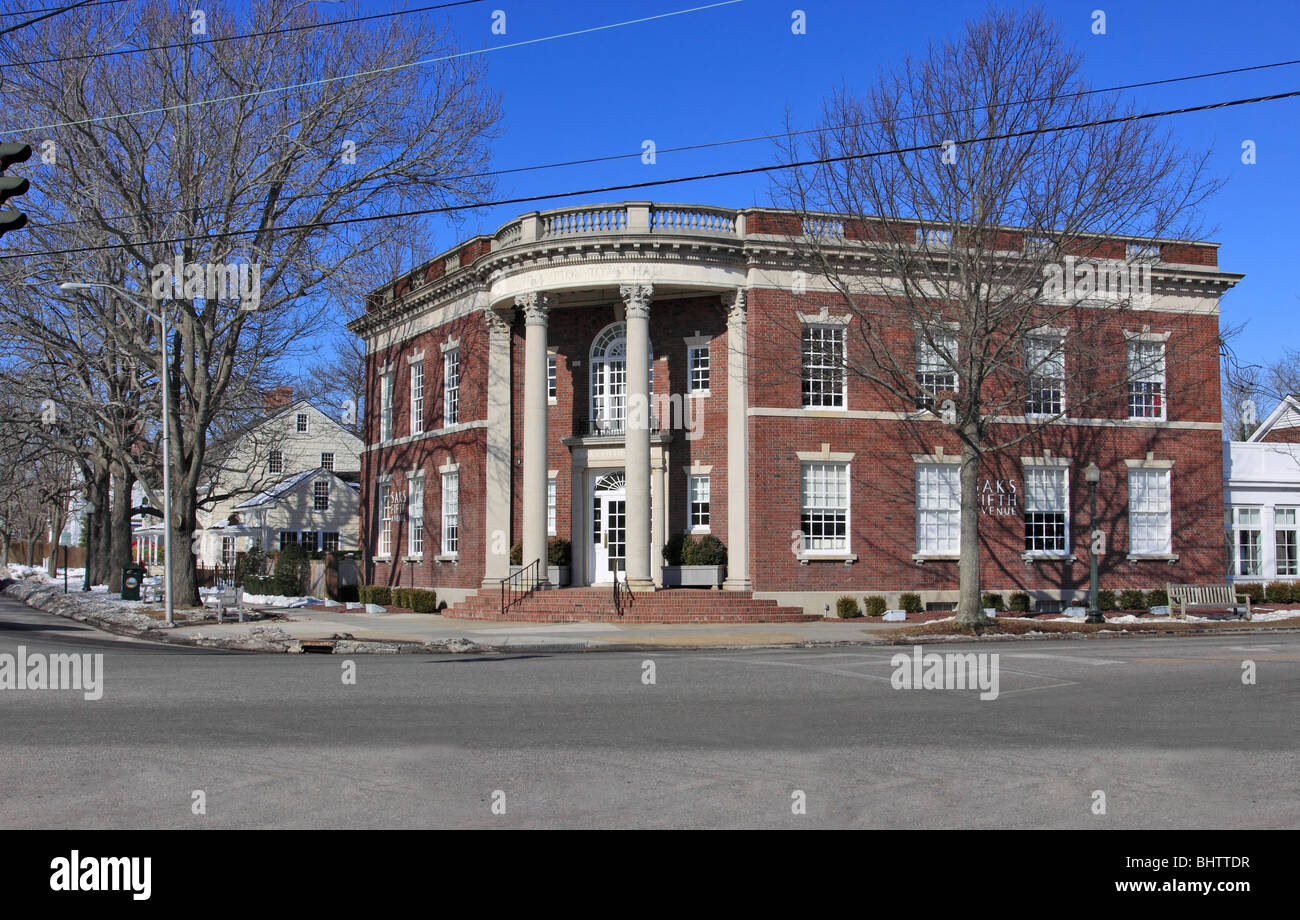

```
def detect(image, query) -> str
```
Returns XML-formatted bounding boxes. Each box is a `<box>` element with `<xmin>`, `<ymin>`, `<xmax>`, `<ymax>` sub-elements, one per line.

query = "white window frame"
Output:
<box><xmin>295</xmin><ymin>412</ymin><xmax>309</xmax><ymax>433</ymax></box>
<box><xmin>322</xmin><ymin>532</ymin><xmax>341</xmax><ymax>553</ymax></box>
<box><xmin>547</xmin><ymin>477</ymin><xmax>557</xmax><ymax>536</ymax></box>
<box><xmin>547</xmin><ymin>352</ymin><xmax>557</xmax><ymax>404</ymax></box>
<box><xmin>376</xmin><ymin>482</ymin><xmax>392</xmax><ymax>558</ymax></box>
<box><xmin>320</xmin><ymin>451</ymin><xmax>334</xmax><ymax>471</ymax></box>
<box><xmin>1127</xmin><ymin>338</ymin><xmax>1166</xmax><ymax>421</ymax></box>
<box><xmin>1128</xmin><ymin>468</ymin><xmax>1172</xmax><ymax>555</ymax></box>
<box><xmin>410</xmin><ymin>362</ymin><xmax>425</xmax><ymax>436</ymax></box>
<box><xmin>1275</xmin><ymin>508</ymin><xmax>1298</xmax><ymax>578</ymax></box>
<box><xmin>379</xmin><ymin>372</ymin><xmax>394</xmax><ymax>442</ymax></box>
<box><xmin>916</xmin><ymin>462</ymin><xmax>961</xmax><ymax>556</ymax></box>
<box><xmin>1229</xmin><ymin>507</ymin><xmax>1262</xmax><ymax>577</ymax></box>
<box><xmin>688</xmin><ymin>473</ymin><xmax>711</xmax><ymax>532</ymax></box>
<box><xmin>801</xmin><ymin>461</ymin><xmax>850</xmax><ymax>553</ymax></box>
<box><xmin>313</xmin><ymin>478</ymin><xmax>329</xmax><ymax>512</ymax></box>
<box><xmin>443</xmin><ymin>348</ymin><xmax>460</xmax><ymax>426</ymax></box>
<box><xmin>268</xmin><ymin>449</ymin><xmax>284</xmax><ymax>474</ymax></box>
<box><xmin>408</xmin><ymin>475</ymin><xmax>425</xmax><ymax>557</ymax></box>
<box><xmin>1025</xmin><ymin>333</ymin><xmax>1065</xmax><ymax>417</ymax></box>
<box><xmin>917</xmin><ymin>329</ymin><xmax>958</xmax><ymax>399</ymax></box>
<box><xmin>1023</xmin><ymin>466</ymin><xmax>1069</xmax><ymax>556</ymax></box>
<box><xmin>220</xmin><ymin>535</ymin><xmax>236</xmax><ymax>568</ymax></box>
<box><xmin>441</xmin><ymin>470</ymin><xmax>459</xmax><ymax>557</ymax></box>
<box><xmin>801</xmin><ymin>324</ymin><xmax>846</xmax><ymax>409</ymax></box>
<box><xmin>687</xmin><ymin>345</ymin><xmax>711</xmax><ymax>394</ymax></box>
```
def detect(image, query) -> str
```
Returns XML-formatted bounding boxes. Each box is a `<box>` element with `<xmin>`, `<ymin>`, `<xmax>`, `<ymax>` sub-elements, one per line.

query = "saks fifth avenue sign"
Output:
<box><xmin>980</xmin><ymin>478</ymin><xmax>1018</xmax><ymax>515</ymax></box>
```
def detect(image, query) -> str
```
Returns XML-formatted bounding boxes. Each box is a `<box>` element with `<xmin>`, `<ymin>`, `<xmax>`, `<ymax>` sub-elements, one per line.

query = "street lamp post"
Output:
<box><xmin>1084</xmin><ymin>462</ymin><xmax>1105</xmax><ymax>624</ymax></box>
<box><xmin>58</xmin><ymin>281</ymin><xmax>174</xmax><ymax>627</ymax></box>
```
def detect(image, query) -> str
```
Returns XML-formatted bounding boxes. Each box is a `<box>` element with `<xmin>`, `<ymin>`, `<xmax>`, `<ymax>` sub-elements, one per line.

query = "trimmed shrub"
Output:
<box><xmin>662</xmin><ymin>533</ymin><xmax>687</xmax><ymax>566</ymax></box>
<box><xmin>548</xmin><ymin>537</ymin><xmax>572</xmax><ymax>567</ymax></box>
<box><xmin>1008</xmin><ymin>592</ymin><xmax>1031</xmax><ymax>613</ymax></box>
<box><xmin>1120</xmin><ymin>589</ymin><xmax>1147</xmax><ymax>611</ymax></box>
<box><xmin>236</xmin><ymin>543</ymin><xmax>269</xmax><ymax>585</ymax></box>
<box><xmin>864</xmin><ymin>595</ymin><xmax>887</xmax><ymax>617</ymax></box>
<box><xmin>408</xmin><ymin>588</ymin><xmax>438</xmax><ymax>613</ymax></box>
<box><xmin>272</xmin><ymin>543</ymin><xmax>308</xmax><ymax>596</ymax></box>
<box><xmin>836</xmin><ymin>596</ymin><xmax>861</xmax><ymax>619</ymax></box>
<box><xmin>1238</xmin><ymin>582</ymin><xmax>1266</xmax><ymax>604</ymax></box>
<box><xmin>364</xmin><ymin>585</ymin><xmax>391</xmax><ymax>606</ymax></box>
<box><xmin>687</xmin><ymin>535</ymin><xmax>727</xmax><ymax>566</ymax></box>
<box><xmin>509</xmin><ymin>541</ymin><xmax>522</xmax><ymax>566</ymax></box>
<box><xmin>1146</xmin><ymin>587</ymin><xmax>1168</xmax><ymax>607</ymax></box>
<box><xmin>244</xmin><ymin>575</ymin><xmax>276</xmax><ymax>595</ymax></box>
<box><xmin>1097</xmin><ymin>589</ymin><xmax>1118</xmax><ymax>611</ymax></box>
<box><xmin>393</xmin><ymin>588</ymin><xmax>413</xmax><ymax>609</ymax></box>
<box><xmin>1265</xmin><ymin>581</ymin><xmax>1293</xmax><ymax>604</ymax></box>
<box><xmin>981</xmin><ymin>593</ymin><xmax>1006</xmax><ymax>612</ymax></box>
<box><xmin>899</xmin><ymin>593</ymin><xmax>923</xmax><ymax>615</ymax></box>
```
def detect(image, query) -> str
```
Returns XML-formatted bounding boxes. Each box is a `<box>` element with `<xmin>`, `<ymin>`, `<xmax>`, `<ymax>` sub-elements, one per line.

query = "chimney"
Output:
<box><xmin>264</xmin><ymin>385</ymin><xmax>294</xmax><ymax>411</ymax></box>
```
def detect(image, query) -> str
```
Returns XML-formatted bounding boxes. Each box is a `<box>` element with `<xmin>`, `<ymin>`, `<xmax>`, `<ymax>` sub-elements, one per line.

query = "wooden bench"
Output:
<box><xmin>1166</xmin><ymin>583</ymin><xmax>1252</xmax><ymax>621</ymax></box>
<box><xmin>205</xmin><ymin>585</ymin><xmax>246</xmax><ymax>623</ymax></box>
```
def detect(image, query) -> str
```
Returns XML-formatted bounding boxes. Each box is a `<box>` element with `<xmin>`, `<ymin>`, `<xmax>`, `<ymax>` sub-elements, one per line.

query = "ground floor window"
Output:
<box><xmin>1024</xmin><ymin>467</ymin><xmax>1068</xmax><ymax>555</ymax></box>
<box><xmin>1128</xmin><ymin>468</ymin><xmax>1172</xmax><ymax>555</ymax></box>
<box><xmin>279</xmin><ymin>531</ymin><xmax>299</xmax><ymax>551</ymax></box>
<box><xmin>801</xmin><ymin>462</ymin><xmax>849</xmax><ymax>553</ymax></box>
<box><xmin>441</xmin><ymin>471</ymin><xmax>459</xmax><ymax>556</ymax></box>
<box><xmin>322</xmin><ymin>532</ymin><xmax>341</xmax><ymax>552</ymax></box>
<box><xmin>1230</xmin><ymin>507</ymin><xmax>1262</xmax><ymax>577</ymax></box>
<box><xmin>1277</xmin><ymin>508</ymin><xmax>1298</xmax><ymax>577</ymax></box>
<box><xmin>916</xmin><ymin>463</ymin><xmax>960</xmax><ymax>555</ymax></box>
<box><xmin>221</xmin><ymin>536</ymin><xmax>236</xmax><ymax>568</ymax></box>
<box><xmin>689</xmin><ymin>474</ymin><xmax>710</xmax><ymax>530</ymax></box>
<box><xmin>409</xmin><ymin>476</ymin><xmax>424</xmax><ymax>556</ymax></box>
<box><xmin>377</xmin><ymin>483</ymin><xmax>392</xmax><ymax>557</ymax></box>
<box><xmin>300</xmin><ymin>531</ymin><xmax>319</xmax><ymax>552</ymax></box>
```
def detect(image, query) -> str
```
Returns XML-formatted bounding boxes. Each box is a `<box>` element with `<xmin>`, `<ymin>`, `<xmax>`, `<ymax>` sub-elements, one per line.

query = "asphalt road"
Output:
<box><xmin>0</xmin><ymin>591</ymin><xmax>1296</xmax><ymax>828</ymax></box>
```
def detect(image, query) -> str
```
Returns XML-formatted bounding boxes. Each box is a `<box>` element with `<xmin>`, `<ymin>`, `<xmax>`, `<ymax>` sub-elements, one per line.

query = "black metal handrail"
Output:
<box><xmin>501</xmin><ymin>559</ymin><xmax>542</xmax><ymax>615</ymax></box>
<box><xmin>612</xmin><ymin>568</ymin><xmax>633</xmax><ymax>618</ymax></box>
<box><xmin>581</xmin><ymin>418</ymin><xmax>664</xmax><ymax>437</ymax></box>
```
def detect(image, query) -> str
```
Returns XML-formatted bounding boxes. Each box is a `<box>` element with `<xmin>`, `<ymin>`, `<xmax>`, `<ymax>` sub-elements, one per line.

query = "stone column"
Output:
<box><xmin>518</xmin><ymin>291</ymin><xmax>552</xmax><ymax>584</ymax></box>
<box><xmin>481</xmin><ymin>307</ymin><xmax>514</xmax><ymax>588</ymax></box>
<box><xmin>621</xmin><ymin>282</ymin><xmax>654</xmax><ymax>590</ymax></box>
<box><xmin>651</xmin><ymin>452</ymin><xmax>666</xmax><ymax>587</ymax></box>
<box><xmin>723</xmin><ymin>288</ymin><xmax>752</xmax><ymax>591</ymax></box>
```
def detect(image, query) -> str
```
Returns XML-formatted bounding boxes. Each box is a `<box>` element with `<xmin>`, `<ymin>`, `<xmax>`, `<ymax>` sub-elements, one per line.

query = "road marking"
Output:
<box><xmin>1004</xmin><ymin>652</ymin><xmax>1128</xmax><ymax>666</ymax></box>
<box><xmin>1132</xmin><ymin>655</ymin><xmax>1300</xmax><ymax>662</ymax></box>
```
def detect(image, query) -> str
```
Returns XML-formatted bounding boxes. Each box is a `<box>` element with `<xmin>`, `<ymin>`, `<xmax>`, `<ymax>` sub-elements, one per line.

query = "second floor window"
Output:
<box><xmin>320</xmin><ymin>452</ymin><xmax>334</xmax><ymax>471</ymax></box>
<box><xmin>1127</xmin><ymin>339</ymin><xmax>1166</xmax><ymax>419</ymax></box>
<box><xmin>313</xmin><ymin>479</ymin><xmax>329</xmax><ymax>512</ymax></box>
<box><xmin>410</xmin><ymin>363</ymin><xmax>424</xmax><ymax>435</ymax></box>
<box><xmin>444</xmin><ymin>348</ymin><xmax>460</xmax><ymax>425</ymax></box>
<box><xmin>917</xmin><ymin>331</ymin><xmax>958</xmax><ymax>399</ymax></box>
<box><xmin>379</xmin><ymin>372</ymin><xmax>394</xmax><ymax>441</ymax></box>
<box><xmin>296</xmin><ymin>412</ymin><xmax>309</xmax><ymax>433</ymax></box>
<box><xmin>688</xmin><ymin>345</ymin><xmax>710</xmax><ymax>393</ymax></box>
<box><xmin>1025</xmin><ymin>335</ymin><xmax>1064</xmax><ymax>416</ymax></box>
<box><xmin>268</xmin><ymin>450</ymin><xmax>284</xmax><ymax>474</ymax></box>
<box><xmin>801</xmin><ymin>324</ymin><xmax>845</xmax><ymax>408</ymax></box>
<box><xmin>547</xmin><ymin>353</ymin><xmax>557</xmax><ymax>401</ymax></box>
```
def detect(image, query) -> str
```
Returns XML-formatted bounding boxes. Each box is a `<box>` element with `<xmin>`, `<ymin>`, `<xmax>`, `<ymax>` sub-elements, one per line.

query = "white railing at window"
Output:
<box><xmin>542</xmin><ymin>206</ymin><xmax>629</xmax><ymax>237</ymax></box>
<box><xmin>652</xmin><ymin>206</ymin><xmax>737</xmax><ymax>234</ymax></box>
<box><xmin>802</xmin><ymin>217</ymin><xmax>844</xmax><ymax>239</ymax></box>
<box><xmin>916</xmin><ymin>227</ymin><xmax>952</xmax><ymax>247</ymax></box>
<box><xmin>1023</xmin><ymin>235</ymin><xmax>1053</xmax><ymax>253</ymax></box>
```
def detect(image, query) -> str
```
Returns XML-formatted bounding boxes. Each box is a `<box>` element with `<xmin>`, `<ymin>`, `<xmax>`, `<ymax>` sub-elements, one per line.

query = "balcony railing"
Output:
<box><xmin>580</xmin><ymin>417</ymin><xmax>664</xmax><ymax>438</ymax></box>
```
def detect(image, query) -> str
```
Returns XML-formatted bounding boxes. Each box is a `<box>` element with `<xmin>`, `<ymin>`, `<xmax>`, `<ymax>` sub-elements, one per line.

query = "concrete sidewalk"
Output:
<box><xmin>183</xmin><ymin>607</ymin><xmax>904</xmax><ymax>651</ymax></box>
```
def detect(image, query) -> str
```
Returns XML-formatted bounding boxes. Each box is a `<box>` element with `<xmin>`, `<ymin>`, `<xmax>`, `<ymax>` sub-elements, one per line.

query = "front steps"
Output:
<box><xmin>445</xmin><ymin>586</ymin><xmax>821</xmax><ymax>623</ymax></box>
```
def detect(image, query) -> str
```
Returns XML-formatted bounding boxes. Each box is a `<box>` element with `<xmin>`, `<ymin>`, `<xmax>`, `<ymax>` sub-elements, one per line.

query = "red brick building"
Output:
<box><xmin>347</xmin><ymin>202</ymin><xmax>1241</xmax><ymax>615</ymax></box>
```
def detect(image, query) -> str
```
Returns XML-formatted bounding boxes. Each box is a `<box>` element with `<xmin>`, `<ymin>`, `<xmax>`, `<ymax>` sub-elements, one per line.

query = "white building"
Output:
<box><xmin>1224</xmin><ymin>394</ymin><xmax>1300</xmax><ymax>584</ymax></box>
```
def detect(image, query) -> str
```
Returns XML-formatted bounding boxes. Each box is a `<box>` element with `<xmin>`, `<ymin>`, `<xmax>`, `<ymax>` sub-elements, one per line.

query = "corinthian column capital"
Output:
<box><xmin>485</xmin><ymin>307</ymin><xmax>514</xmax><ymax>336</ymax></box>
<box><xmin>515</xmin><ymin>291</ymin><xmax>552</xmax><ymax>326</ymax></box>
<box><xmin>723</xmin><ymin>287</ymin><xmax>747</xmax><ymax>326</ymax></box>
<box><xmin>619</xmin><ymin>282</ymin><xmax>653</xmax><ymax>320</ymax></box>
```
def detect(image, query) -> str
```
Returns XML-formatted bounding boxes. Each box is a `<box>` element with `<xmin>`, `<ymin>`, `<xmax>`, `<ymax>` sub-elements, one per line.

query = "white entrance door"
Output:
<box><xmin>591</xmin><ymin>472</ymin><xmax>627</xmax><ymax>583</ymax></box>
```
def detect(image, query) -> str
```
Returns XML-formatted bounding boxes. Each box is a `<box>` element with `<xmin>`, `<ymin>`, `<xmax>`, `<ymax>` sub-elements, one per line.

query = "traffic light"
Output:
<box><xmin>0</xmin><ymin>142</ymin><xmax>32</xmax><ymax>239</ymax></box>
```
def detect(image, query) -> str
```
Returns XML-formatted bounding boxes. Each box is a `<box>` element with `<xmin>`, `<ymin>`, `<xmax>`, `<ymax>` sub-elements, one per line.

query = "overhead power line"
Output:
<box><xmin>33</xmin><ymin>55</ymin><xmax>1300</xmax><ymax>233</ymax></box>
<box><xmin>0</xmin><ymin>0</ymin><xmax>97</xmax><ymax>36</ymax></box>
<box><xmin>7</xmin><ymin>0</ymin><xmax>486</xmax><ymax>67</ymax></box>
<box><xmin>4</xmin><ymin>0</ymin><xmax>745</xmax><ymax>134</ymax></box>
<box><xmin>0</xmin><ymin>0</ymin><xmax>122</xmax><ymax>16</ymax></box>
<box><xmin>6</xmin><ymin>87</ymin><xmax>1298</xmax><ymax>262</ymax></box>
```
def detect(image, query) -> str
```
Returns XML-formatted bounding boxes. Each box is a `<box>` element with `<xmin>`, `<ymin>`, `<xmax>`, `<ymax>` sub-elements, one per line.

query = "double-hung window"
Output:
<box><xmin>1128</xmin><ymin>468</ymin><xmax>1172</xmax><ymax>555</ymax></box>
<box><xmin>320</xmin><ymin>452</ymin><xmax>334</xmax><ymax>471</ymax></box>
<box><xmin>689</xmin><ymin>474</ymin><xmax>710</xmax><ymax>530</ymax></box>
<box><xmin>1024</xmin><ymin>467</ymin><xmax>1069</xmax><ymax>555</ymax></box>
<box><xmin>547</xmin><ymin>353</ymin><xmax>557</xmax><ymax>402</ymax></box>
<box><xmin>313</xmin><ymin>479</ymin><xmax>329</xmax><ymax>512</ymax></box>
<box><xmin>801</xmin><ymin>462</ymin><xmax>849</xmax><ymax>552</ymax></box>
<box><xmin>268</xmin><ymin>450</ymin><xmax>284</xmax><ymax>474</ymax></box>
<box><xmin>1127</xmin><ymin>339</ymin><xmax>1166</xmax><ymax>419</ymax></box>
<box><xmin>917</xmin><ymin>330</ymin><xmax>958</xmax><ymax>400</ymax></box>
<box><xmin>441</xmin><ymin>470</ymin><xmax>459</xmax><ymax>556</ymax></box>
<box><xmin>443</xmin><ymin>348</ymin><xmax>460</xmax><ymax>426</ymax></box>
<box><xmin>547</xmin><ymin>478</ymin><xmax>557</xmax><ymax>536</ymax></box>
<box><xmin>408</xmin><ymin>476</ymin><xmax>424</xmax><ymax>557</ymax></box>
<box><xmin>377</xmin><ymin>483</ymin><xmax>392</xmax><ymax>557</ymax></box>
<box><xmin>916</xmin><ymin>463</ymin><xmax>961</xmax><ymax>555</ymax></box>
<box><xmin>1229</xmin><ymin>508</ymin><xmax>1262</xmax><ymax>577</ymax></box>
<box><xmin>801</xmin><ymin>325</ymin><xmax>845</xmax><ymax>408</ymax></box>
<box><xmin>1276</xmin><ymin>509</ymin><xmax>1298</xmax><ymax>577</ymax></box>
<box><xmin>1025</xmin><ymin>334</ymin><xmax>1064</xmax><ymax>416</ymax></box>
<box><xmin>296</xmin><ymin>412</ymin><xmax>309</xmax><ymax>433</ymax></box>
<box><xmin>379</xmin><ymin>372</ymin><xmax>394</xmax><ymax>441</ymax></box>
<box><xmin>410</xmin><ymin>363</ymin><xmax>425</xmax><ymax>435</ymax></box>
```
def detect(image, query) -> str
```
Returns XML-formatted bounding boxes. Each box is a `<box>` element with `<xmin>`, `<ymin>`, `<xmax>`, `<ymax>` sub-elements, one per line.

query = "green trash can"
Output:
<box><xmin>121</xmin><ymin>564</ymin><xmax>146</xmax><ymax>601</ymax></box>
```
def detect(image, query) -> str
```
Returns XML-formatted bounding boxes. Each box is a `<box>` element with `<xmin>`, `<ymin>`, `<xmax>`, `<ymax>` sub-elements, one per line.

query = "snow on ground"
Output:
<box><xmin>239</xmin><ymin>594</ymin><xmax>327</xmax><ymax>608</ymax></box>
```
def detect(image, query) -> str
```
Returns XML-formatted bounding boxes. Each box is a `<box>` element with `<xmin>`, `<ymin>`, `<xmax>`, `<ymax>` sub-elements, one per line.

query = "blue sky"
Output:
<box><xmin>348</xmin><ymin>0</ymin><xmax>1300</xmax><ymax>373</ymax></box>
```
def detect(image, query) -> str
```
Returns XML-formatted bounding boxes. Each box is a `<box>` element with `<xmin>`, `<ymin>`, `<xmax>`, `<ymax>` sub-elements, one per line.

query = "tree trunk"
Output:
<box><xmin>45</xmin><ymin>506</ymin><xmax>66</xmax><ymax>578</ymax></box>
<box><xmin>956</xmin><ymin>432</ymin><xmax>988</xmax><ymax>627</ymax></box>
<box><xmin>92</xmin><ymin>467</ymin><xmax>112</xmax><ymax>585</ymax></box>
<box><xmin>108</xmin><ymin>466</ymin><xmax>134</xmax><ymax>592</ymax></box>
<box><xmin>169</xmin><ymin>492</ymin><xmax>201</xmax><ymax>608</ymax></box>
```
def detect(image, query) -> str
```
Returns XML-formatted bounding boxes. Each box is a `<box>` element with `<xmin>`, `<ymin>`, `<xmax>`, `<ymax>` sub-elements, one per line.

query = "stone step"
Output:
<box><xmin>444</xmin><ymin>588</ymin><xmax>820</xmax><ymax>623</ymax></box>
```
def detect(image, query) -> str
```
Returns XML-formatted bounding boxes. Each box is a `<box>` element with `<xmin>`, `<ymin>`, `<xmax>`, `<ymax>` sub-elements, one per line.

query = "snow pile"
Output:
<box><xmin>239</xmin><ymin>593</ymin><xmax>327</xmax><ymax>608</ymax></box>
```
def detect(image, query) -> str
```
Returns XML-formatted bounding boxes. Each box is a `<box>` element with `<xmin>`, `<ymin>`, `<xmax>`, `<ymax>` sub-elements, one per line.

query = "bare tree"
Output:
<box><xmin>772</xmin><ymin>6</ymin><xmax>1225</xmax><ymax>626</ymax></box>
<box><xmin>0</xmin><ymin>0</ymin><xmax>500</xmax><ymax>604</ymax></box>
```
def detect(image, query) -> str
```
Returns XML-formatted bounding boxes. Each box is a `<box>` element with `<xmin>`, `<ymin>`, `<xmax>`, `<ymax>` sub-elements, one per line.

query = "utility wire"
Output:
<box><xmin>0</xmin><ymin>0</ymin><xmax>121</xmax><ymax>15</ymax></box>
<box><xmin>0</xmin><ymin>0</ymin><xmax>97</xmax><ymax>36</ymax></box>
<box><xmin>33</xmin><ymin>54</ymin><xmax>1300</xmax><ymax>232</ymax></box>
<box><xmin>5</xmin><ymin>87</ymin><xmax>1297</xmax><ymax>262</ymax></box>
<box><xmin>6</xmin><ymin>0</ymin><xmax>485</xmax><ymax>67</ymax></box>
<box><xmin>4</xmin><ymin>0</ymin><xmax>745</xmax><ymax>134</ymax></box>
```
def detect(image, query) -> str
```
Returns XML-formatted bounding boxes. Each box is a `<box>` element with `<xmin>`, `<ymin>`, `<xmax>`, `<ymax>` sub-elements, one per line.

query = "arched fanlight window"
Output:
<box><xmin>594</xmin><ymin>472</ymin><xmax>627</xmax><ymax>492</ymax></box>
<box><xmin>589</xmin><ymin>321</ymin><xmax>652</xmax><ymax>432</ymax></box>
